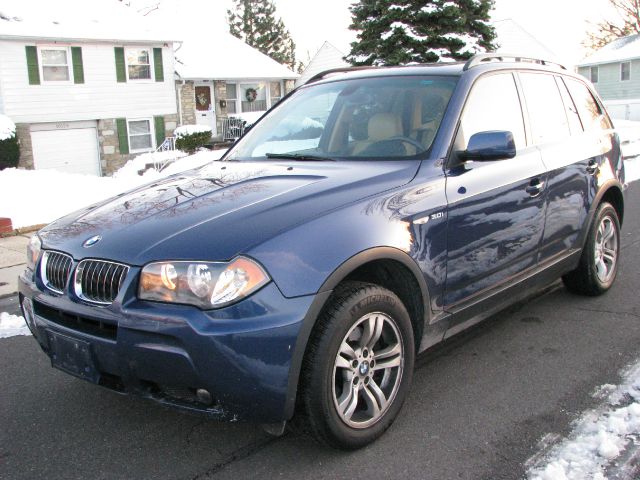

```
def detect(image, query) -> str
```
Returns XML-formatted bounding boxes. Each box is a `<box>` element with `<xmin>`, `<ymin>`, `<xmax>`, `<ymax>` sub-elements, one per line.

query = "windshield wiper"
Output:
<box><xmin>265</xmin><ymin>152</ymin><xmax>336</xmax><ymax>161</ymax></box>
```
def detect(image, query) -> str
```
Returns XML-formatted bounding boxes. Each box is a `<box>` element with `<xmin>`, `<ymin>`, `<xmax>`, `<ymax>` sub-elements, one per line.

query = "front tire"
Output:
<box><xmin>562</xmin><ymin>202</ymin><xmax>621</xmax><ymax>296</ymax></box>
<box><xmin>298</xmin><ymin>281</ymin><xmax>415</xmax><ymax>449</ymax></box>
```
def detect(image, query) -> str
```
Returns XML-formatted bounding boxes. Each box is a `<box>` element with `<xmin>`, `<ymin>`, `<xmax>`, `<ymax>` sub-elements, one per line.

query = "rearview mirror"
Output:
<box><xmin>460</xmin><ymin>130</ymin><xmax>516</xmax><ymax>161</ymax></box>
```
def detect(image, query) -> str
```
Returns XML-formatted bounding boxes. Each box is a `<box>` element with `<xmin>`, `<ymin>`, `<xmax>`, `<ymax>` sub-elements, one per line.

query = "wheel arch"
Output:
<box><xmin>283</xmin><ymin>247</ymin><xmax>430</xmax><ymax>419</ymax></box>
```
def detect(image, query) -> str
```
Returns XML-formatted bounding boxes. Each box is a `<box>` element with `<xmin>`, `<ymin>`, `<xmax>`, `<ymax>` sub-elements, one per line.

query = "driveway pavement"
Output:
<box><xmin>0</xmin><ymin>234</ymin><xmax>29</xmax><ymax>297</ymax></box>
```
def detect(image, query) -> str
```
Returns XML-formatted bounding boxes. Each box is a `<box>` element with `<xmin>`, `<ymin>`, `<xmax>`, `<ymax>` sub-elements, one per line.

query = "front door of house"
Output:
<box><xmin>194</xmin><ymin>84</ymin><xmax>217</xmax><ymax>136</ymax></box>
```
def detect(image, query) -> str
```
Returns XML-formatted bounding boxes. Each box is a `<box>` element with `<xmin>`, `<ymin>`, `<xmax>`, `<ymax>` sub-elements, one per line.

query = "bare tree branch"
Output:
<box><xmin>584</xmin><ymin>0</ymin><xmax>640</xmax><ymax>52</ymax></box>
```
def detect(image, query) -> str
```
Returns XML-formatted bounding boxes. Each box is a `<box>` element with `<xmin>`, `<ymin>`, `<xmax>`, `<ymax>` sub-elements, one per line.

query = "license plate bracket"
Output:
<box><xmin>46</xmin><ymin>330</ymin><xmax>99</xmax><ymax>383</ymax></box>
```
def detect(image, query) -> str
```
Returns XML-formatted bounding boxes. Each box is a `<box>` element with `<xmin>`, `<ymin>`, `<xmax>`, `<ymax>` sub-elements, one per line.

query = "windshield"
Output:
<box><xmin>225</xmin><ymin>75</ymin><xmax>458</xmax><ymax>161</ymax></box>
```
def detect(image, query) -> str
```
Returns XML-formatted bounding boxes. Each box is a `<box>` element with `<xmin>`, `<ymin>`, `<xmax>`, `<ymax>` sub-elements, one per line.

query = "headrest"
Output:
<box><xmin>368</xmin><ymin>113</ymin><xmax>402</xmax><ymax>141</ymax></box>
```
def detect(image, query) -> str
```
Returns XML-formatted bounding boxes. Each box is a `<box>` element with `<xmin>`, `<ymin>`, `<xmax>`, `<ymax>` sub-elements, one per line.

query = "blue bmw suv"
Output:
<box><xmin>20</xmin><ymin>54</ymin><xmax>624</xmax><ymax>449</ymax></box>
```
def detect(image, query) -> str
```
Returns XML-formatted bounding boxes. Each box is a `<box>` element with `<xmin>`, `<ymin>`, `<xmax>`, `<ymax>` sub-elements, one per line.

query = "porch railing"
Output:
<box><xmin>154</xmin><ymin>136</ymin><xmax>177</xmax><ymax>171</ymax></box>
<box><xmin>221</xmin><ymin>117</ymin><xmax>247</xmax><ymax>141</ymax></box>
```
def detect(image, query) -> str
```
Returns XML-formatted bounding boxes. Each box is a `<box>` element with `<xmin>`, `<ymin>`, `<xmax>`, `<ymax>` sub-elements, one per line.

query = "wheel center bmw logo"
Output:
<box><xmin>359</xmin><ymin>361</ymin><xmax>369</xmax><ymax>375</ymax></box>
<box><xmin>83</xmin><ymin>235</ymin><xmax>102</xmax><ymax>248</ymax></box>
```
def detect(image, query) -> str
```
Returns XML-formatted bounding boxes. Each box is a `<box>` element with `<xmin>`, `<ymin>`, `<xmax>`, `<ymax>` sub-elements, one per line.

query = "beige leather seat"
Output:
<box><xmin>351</xmin><ymin>113</ymin><xmax>404</xmax><ymax>155</ymax></box>
<box><xmin>410</xmin><ymin>93</ymin><xmax>446</xmax><ymax>151</ymax></box>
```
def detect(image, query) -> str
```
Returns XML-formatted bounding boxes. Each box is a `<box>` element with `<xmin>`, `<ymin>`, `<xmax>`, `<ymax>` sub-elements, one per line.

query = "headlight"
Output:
<box><xmin>138</xmin><ymin>257</ymin><xmax>270</xmax><ymax>309</ymax></box>
<box><xmin>26</xmin><ymin>235</ymin><xmax>41</xmax><ymax>271</ymax></box>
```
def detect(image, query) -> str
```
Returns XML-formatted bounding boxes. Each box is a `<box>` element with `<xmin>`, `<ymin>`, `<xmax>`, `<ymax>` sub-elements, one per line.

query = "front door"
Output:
<box><xmin>444</xmin><ymin>72</ymin><xmax>548</xmax><ymax>307</ymax></box>
<box><xmin>194</xmin><ymin>84</ymin><xmax>217</xmax><ymax>136</ymax></box>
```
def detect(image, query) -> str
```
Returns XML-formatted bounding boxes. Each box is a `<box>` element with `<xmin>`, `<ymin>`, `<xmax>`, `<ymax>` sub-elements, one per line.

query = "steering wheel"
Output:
<box><xmin>369</xmin><ymin>136</ymin><xmax>424</xmax><ymax>151</ymax></box>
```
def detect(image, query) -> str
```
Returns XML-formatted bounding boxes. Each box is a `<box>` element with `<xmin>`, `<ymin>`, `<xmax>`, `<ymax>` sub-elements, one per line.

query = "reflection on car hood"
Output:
<box><xmin>39</xmin><ymin>160</ymin><xmax>420</xmax><ymax>265</ymax></box>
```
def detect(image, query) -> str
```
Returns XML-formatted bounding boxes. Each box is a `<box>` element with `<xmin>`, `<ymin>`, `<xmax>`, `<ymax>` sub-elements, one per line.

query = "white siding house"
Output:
<box><xmin>0</xmin><ymin>0</ymin><xmax>178</xmax><ymax>175</ymax></box>
<box><xmin>577</xmin><ymin>35</ymin><xmax>640</xmax><ymax>121</ymax></box>
<box><xmin>296</xmin><ymin>42</ymin><xmax>349</xmax><ymax>87</ymax></box>
<box><xmin>174</xmin><ymin>30</ymin><xmax>298</xmax><ymax>140</ymax></box>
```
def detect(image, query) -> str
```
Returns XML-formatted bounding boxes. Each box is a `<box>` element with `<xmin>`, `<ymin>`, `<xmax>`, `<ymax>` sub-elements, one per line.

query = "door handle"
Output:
<box><xmin>586</xmin><ymin>160</ymin><xmax>599</xmax><ymax>175</ymax></box>
<box><xmin>526</xmin><ymin>179</ymin><xmax>545</xmax><ymax>197</ymax></box>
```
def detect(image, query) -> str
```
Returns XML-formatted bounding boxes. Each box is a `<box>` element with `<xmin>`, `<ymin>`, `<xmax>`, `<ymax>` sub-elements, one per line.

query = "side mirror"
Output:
<box><xmin>461</xmin><ymin>130</ymin><xmax>516</xmax><ymax>161</ymax></box>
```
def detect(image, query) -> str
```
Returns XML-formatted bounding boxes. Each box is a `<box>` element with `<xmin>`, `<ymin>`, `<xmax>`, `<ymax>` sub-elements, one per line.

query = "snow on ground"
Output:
<box><xmin>527</xmin><ymin>360</ymin><xmax>640</xmax><ymax>479</ymax></box>
<box><xmin>616</xmin><ymin>120</ymin><xmax>640</xmax><ymax>160</ymax></box>
<box><xmin>0</xmin><ymin>113</ymin><xmax>15</xmax><ymax>141</ymax></box>
<box><xmin>0</xmin><ymin>148</ymin><xmax>225</xmax><ymax>229</ymax></box>
<box><xmin>0</xmin><ymin>312</ymin><xmax>30</xmax><ymax>338</ymax></box>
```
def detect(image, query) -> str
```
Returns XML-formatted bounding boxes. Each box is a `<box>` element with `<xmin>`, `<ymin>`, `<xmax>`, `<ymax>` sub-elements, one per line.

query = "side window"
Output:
<box><xmin>519</xmin><ymin>73</ymin><xmax>570</xmax><ymax>145</ymax></box>
<box><xmin>565</xmin><ymin>78</ymin><xmax>612</xmax><ymax>131</ymax></box>
<box><xmin>556</xmin><ymin>77</ymin><xmax>583</xmax><ymax>135</ymax></box>
<box><xmin>458</xmin><ymin>73</ymin><xmax>526</xmax><ymax>151</ymax></box>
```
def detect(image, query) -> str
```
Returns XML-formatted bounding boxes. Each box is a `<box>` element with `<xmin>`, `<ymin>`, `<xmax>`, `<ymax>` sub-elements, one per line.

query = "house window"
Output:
<box><xmin>270</xmin><ymin>81</ymin><xmax>283</xmax><ymax>105</ymax></box>
<box><xmin>590</xmin><ymin>66</ymin><xmax>599</xmax><ymax>84</ymax></box>
<box><xmin>128</xmin><ymin>118</ymin><xmax>154</xmax><ymax>151</ymax></box>
<box><xmin>226</xmin><ymin>83</ymin><xmax>238</xmax><ymax>114</ymax></box>
<box><xmin>621</xmin><ymin>62</ymin><xmax>631</xmax><ymax>81</ymax></box>
<box><xmin>126</xmin><ymin>48</ymin><xmax>151</xmax><ymax>80</ymax></box>
<box><xmin>39</xmin><ymin>47</ymin><xmax>70</xmax><ymax>82</ymax></box>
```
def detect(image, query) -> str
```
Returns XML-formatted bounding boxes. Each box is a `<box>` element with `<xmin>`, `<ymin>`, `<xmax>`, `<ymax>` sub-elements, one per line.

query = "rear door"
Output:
<box><xmin>518</xmin><ymin>72</ymin><xmax>588</xmax><ymax>262</ymax></box>
<box><xmin>444</xmin><ymin>72</ymin><xmax>548</xmax><ymax>307</ymax></box>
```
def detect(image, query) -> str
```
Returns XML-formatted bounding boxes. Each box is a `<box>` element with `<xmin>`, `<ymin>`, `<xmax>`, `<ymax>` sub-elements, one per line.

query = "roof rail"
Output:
<box><xmin>463</xmin><ymin>53</ymin><xmax>567</xmax><ymax>71</ymax></box>
<box><xmin>304</xmin><ymin>66</ymin><xmax>375</xmax><ymax>85</ymax></box>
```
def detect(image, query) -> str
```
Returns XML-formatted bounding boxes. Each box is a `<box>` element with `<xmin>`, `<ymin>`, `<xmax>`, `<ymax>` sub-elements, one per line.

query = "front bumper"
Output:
<box><xmin>19</xmin><ymin>266</ymin><xmax>324</xmax><ymax>423</ymax></box>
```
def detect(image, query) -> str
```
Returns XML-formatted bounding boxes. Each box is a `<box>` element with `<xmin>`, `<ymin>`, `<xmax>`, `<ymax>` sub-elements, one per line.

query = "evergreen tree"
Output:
<box><xmin>227</xmin><ymin>0</ymin><xmax>297</xmax><ymax>70</ymax></box>
<box><xmin>346</xmin><ymin>0</ymin><xmax>496</xmax><ymax>66</ymax></box>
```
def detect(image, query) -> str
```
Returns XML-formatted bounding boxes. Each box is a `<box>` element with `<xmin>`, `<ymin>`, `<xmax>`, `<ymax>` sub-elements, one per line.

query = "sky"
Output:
<box><xmin>144</xmin><ymin>0</ymin><xmax>619</xmax><ymax>65</ymax></box>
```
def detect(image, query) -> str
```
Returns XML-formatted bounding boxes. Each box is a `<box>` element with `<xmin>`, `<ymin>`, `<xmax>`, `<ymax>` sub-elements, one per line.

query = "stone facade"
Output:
<box><xmin>177</xmin><ymin>80</ymin><xmax>196</xmax><ymax>125</ymax></box>
<box><xmin>15</xmin><ymin>124</ymin><xmax>33</xmax><ymax>169</ymax></box>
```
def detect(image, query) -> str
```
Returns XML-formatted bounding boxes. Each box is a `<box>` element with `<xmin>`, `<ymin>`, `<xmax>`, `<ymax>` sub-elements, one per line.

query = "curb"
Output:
<box><xmin>0</xmin><ymin>224</ymin><xmax>46</xmax><ymax>239</ymax></box>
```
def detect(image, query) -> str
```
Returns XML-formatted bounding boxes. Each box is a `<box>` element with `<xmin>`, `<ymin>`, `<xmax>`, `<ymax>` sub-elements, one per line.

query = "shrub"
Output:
<box><xmin>0</xmin><ymin>136</ymin><xmax>19</xmax><ymax>170</ymax></box>
<box><xmin>174</xmin><ymin>125</ymin><xmax>212</xmax><ymax>154</ymax></box>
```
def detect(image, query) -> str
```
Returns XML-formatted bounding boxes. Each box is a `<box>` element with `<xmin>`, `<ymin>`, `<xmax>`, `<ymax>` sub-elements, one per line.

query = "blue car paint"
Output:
<box><xmin>19</xmin><ymin>62</ymin><xmax>625</xmax><ymax>423</ymax></box>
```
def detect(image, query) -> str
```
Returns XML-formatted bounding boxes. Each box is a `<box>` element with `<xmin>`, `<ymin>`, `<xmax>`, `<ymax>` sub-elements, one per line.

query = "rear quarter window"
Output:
<box><xmin>565</xmin><ymin>78</ymin><xmax>612</xmax><ymax>131</ymax></box>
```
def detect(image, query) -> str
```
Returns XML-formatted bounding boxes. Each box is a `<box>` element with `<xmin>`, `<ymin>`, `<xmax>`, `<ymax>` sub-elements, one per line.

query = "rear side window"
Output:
<box><xmin>556</xmin><ymin>77</ymin><xmax>583</xmax><ymax>135</ymax></box>
<box><xmin>459</xmin><ymin>73</ymin><xmax>526</xmax><ymax>149</ymax></box>
<box><xmin>519</xmin><ymin>73</ymin><xmax>570</xmax><ymax>145</ymax></box>
<box><xmin>565</xmin><ymin>78</ymin><xmax>612</xmax><ymax>131</ymax></box>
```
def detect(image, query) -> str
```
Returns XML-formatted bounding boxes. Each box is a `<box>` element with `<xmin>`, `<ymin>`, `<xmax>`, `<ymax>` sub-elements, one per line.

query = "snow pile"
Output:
<box><xmin>0</xmin><ymin>114</ymin><xmax>16</xmax><ymax>141</ymax></box>
<box><xmin>174</xmin><ymin>125</ymin><xmax>212</xmax><ymax>138</ymax></box>
<box><xmin>111</xmin><ymin>150</ymin><xmax>188</xmax><ymax>179</ymax></box>
<box><xmin>527</xmin><ymin>361</ymin><xmax>640</xmax><ymax>479</ymax></box>
<box><xmin>0</xmin><ymin>149</ymin><xmax>225</xmax><ymax>228</ymax></box>
<box><xmin>230</xmin><ymin>112</ymin><xmax>265</xmax><ymax>126</ymax></box>
<box><xmin>0</xmin><ymin>312</ymin><xmax>30</xmax><ymax>338</ymax></box>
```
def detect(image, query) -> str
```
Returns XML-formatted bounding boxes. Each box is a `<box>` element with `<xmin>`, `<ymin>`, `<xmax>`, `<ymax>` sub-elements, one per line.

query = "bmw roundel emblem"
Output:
<box><xmin>83</xmin><ymin>235</ymin><xmax>102</xmax><ymax>248</ymax></box>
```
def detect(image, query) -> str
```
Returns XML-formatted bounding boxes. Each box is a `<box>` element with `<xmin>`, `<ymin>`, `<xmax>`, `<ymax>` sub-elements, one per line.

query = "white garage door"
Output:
<box><xmin>31</xmin><ymin>127</ymin><xmax>100</xmax><ymax>176</ymax></box>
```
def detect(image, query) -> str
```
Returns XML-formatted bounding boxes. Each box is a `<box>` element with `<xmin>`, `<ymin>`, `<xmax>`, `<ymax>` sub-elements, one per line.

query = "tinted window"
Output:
<box><xmin>565</xmin><ymin>78</ymin><xmax>612</xmax><ymax>131</ymax></box>
<box><xmin>556</xmin><ymin>77</ymin><xmax>583</xmax><ymax>135</ymax></box>
<box><xmin>459</xmin><ymin>73</ymin><xmax>526</xmax><ymax>149</ymax></box>
<box><xmin>520</xmin><ymin>73</ymin><xmax>570</xmax><ymax>145</ymax></box>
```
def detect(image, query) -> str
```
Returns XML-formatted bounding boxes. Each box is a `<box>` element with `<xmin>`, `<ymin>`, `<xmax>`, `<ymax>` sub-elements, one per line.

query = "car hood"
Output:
<box><xmin>39</xmin><ymin>160</ymin><xmax>420</xmax><ymax>265</ymax></box>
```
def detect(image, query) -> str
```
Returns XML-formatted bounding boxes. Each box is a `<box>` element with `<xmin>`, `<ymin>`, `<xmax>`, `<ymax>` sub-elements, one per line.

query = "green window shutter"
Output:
<box><xmin>116</xmin><ymin>118</ymin><xmax>129</xmax><ymax>154</ymax></box>
<box><xmin>154</xmin><ymin>116</ymin><xmax>165</xmax><ymax>147</ymax></box>
<box><xmin>114</xmin><ymin>47</ymin><xmax>126</xmax><ymax>83</ymax></box>
<box><xmin>25</xmin><ymin>46</ymin><xmax>40</xmax><ymax>85</ymax></box>
<box><xmin>71</xmin><ymin>47</ymin><xmax>84</xmax><ymax>84</ymax></box>
<box><xmin>153</xmin><ymin>48</ymin><xmax>164</xmax><ymax>82</ymax></box>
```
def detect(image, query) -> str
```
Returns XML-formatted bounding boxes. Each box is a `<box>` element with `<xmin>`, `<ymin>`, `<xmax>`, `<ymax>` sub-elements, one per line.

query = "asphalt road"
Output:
<box><xmin>2</xmin><ymin>185</ymin><xmax>640</xmax><ymax>480</ymax></box>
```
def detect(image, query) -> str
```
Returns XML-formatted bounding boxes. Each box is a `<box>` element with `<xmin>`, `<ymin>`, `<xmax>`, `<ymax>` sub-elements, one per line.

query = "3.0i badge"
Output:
<box><xmin>82</xmin><ymin>235</ymin><xmax>102</xmax><ymax>248</ymax></box>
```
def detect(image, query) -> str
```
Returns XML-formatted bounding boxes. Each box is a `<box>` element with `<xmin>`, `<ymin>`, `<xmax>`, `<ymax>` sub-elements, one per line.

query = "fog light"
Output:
<box><xmin>196</xmin><ymin>388</ymin><xmax>213</xmax><ymax>405</ymax></box>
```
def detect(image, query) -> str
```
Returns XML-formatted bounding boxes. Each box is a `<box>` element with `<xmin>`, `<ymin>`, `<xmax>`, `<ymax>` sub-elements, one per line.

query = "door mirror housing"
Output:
<box><xmin>461</xmin><ymin>130</ymin><xmax>516</xmax><ymax>161</ymax></box>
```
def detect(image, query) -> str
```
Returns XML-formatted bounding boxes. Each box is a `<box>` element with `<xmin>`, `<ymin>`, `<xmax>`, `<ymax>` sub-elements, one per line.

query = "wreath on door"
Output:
<box><xmin>245</xmin><ymin>88</ymin><xmax>258</xmax><ymax>102</ymax></box>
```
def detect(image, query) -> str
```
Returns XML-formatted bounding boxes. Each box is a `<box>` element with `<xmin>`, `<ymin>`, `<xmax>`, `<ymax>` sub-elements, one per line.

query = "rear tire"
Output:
<box><xmin>298</xmin><ymin>281</ymin><xmax>415</xmax><ymax>449</ymax></box>
<box><xmin>562</xmin><ymin>202</ymin><xmax>620</xmax><ymax>296</ymax></box>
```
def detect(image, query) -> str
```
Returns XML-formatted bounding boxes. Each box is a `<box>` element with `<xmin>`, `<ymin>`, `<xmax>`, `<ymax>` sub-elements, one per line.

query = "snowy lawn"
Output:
<box><xmin>0</xmin><ymin>148</ymin><xmax>226</xmax><ymax>229</ymax></box>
